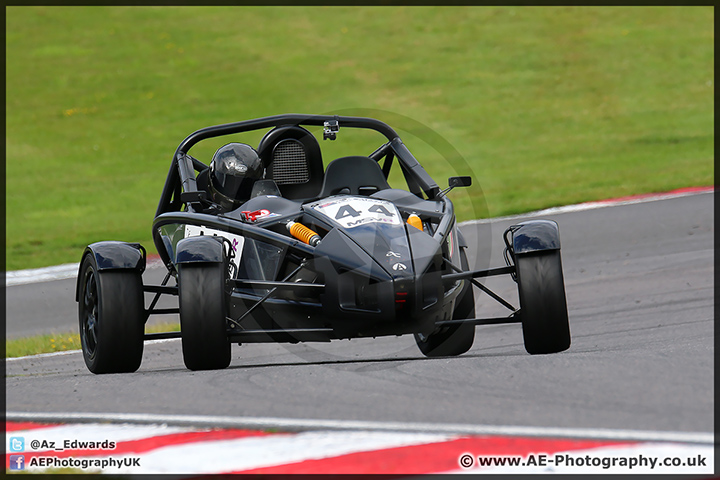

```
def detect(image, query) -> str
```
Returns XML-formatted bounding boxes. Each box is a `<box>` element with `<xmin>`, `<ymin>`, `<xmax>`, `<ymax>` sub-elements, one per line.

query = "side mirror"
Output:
<box><xmin>448</xmin><ymin>176</ymin><xmax>472</xmax><ymax>188</ymax></box>
<box><xmin>438</xmin><ymin>176</ymin><xmax>472</xmax><ymax>197</ymax></box>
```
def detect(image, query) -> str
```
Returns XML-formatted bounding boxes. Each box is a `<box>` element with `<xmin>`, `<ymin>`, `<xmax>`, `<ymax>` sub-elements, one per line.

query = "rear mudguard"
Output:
<box><xmin>510</xmin><ymin>220</ymin><xmax>561</xmax><ymax>255</ymax></box>
<box><xmin>76</xmin><ymin>241</ymin><xmax>146</xmax><ymax>301</ymax></box>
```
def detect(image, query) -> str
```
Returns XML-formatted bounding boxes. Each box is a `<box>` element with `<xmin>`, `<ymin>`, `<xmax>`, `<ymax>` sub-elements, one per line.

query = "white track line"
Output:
<box><xmin>5</xmin><ymin>263</ymin><xmax>81</xmax><ymax>287</ymax></box>
<box><xmin>5</xmin><ymin>349</ymin><xmax>83</xmax><ymax>361</ymax></box>
<box><xmin>5</xmin><ymin>412</ymin><xmax>713</xmax><ymax>445</ymax></box>
<box><xmin>5</xmin><ymin>338</ymin><xmax>181</xmax><ymax>363</ymax></box>
<box><xmin>6</xmin><ymin>257</ymin><xmax>165</xmax><ymax>287</ymax></box>
<box><xmin>460</xmin><ymin>187</ymin><xmax>713</xmax><ymax>225</ymax></box>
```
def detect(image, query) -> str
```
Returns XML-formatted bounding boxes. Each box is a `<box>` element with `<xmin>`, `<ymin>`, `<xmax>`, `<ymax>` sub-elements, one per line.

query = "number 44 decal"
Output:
<box><xmin>335</xmin><ymin>203</ymin><xmax>395</xmax><ymax>220</ymax></box>
<box><xmin>312</xmin><ymin>197</ymin><xmax>402</xmax><ymax>229</ymax></box>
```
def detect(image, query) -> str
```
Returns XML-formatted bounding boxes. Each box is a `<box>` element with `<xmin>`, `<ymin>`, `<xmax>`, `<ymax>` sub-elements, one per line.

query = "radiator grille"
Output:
<box><xmin>271</xmin><ymin>140</ymin><xmax>310</xmax><ymax>185</ymax></box>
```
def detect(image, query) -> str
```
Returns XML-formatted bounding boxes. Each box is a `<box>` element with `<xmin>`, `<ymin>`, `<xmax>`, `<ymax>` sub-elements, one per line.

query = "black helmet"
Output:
<box><xmin>209</xmin><ymin>143</ymin><xmax>262</xmax><ymax>209</ymax></box>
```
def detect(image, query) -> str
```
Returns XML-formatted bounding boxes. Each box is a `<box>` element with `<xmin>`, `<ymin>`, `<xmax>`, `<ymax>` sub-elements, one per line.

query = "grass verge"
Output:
<box><xmin>6</xmin><ymin>322</ymin><xmax>181</xmax><ymax>358</ymax></box>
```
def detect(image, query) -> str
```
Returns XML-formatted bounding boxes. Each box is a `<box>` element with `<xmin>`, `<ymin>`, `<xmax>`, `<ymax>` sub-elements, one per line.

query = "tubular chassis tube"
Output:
<box><xmin>441</xmin><ymin>265</ymin><xmax>516</xmax><ymax>284</ymax></box>
<box><xmin>152</xmin><ymin>212</ymin><xmax>315</xmax><ymax>269</ymax></box>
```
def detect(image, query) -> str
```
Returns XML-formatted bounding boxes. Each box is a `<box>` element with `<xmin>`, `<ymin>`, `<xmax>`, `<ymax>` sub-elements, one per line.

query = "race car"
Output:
<box><xmin>76</xmin><ymin>114</ymin><xmax>570</xmax><ymax>373</ymax></box>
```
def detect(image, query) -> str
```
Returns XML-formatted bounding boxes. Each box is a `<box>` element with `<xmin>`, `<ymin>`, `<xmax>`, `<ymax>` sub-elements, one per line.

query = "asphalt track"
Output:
<box><xmin>6</xmin><ymin>192</ymin><xmax>714</xmax><ymax>435</ymax></box>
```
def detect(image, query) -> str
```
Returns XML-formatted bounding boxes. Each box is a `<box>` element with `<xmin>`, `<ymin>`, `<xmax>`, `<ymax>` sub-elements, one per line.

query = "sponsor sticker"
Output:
<box><xmin>184</xmin><ymin>225</ymin><xmax>245</xmax><ymax>272</ymax></box>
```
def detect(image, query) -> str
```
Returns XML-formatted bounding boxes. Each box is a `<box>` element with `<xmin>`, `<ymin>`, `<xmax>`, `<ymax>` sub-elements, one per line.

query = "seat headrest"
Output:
<box><xmin>257</xmin><ymin>125</ymin><xmax>325</xmax><ymax>200</ymax></box>
<box><xmin>319</xmin><ymin>156</ymin><xmax>390</xmax><ymax>197</ymax></box>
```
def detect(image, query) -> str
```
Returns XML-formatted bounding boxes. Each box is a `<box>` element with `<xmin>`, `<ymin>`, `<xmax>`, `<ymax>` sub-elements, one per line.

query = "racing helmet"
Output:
<box><xmin>209</xmin><ymin>143</ymin><xmax>262</xmax><ymax>209</ymax></box>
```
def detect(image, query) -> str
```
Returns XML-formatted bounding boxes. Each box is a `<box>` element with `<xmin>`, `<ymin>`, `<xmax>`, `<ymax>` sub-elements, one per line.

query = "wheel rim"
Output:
<box><xmin>81</xmin><ymin>269</ymin><xmax>99</xmax><ymax>359</ymax></box>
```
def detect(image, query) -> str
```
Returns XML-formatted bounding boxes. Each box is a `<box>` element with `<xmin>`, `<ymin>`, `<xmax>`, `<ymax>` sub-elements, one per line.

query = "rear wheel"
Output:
<box><xmin>178</xmin><ymin>262</ymin><xmax>231</xmax><ymax>370</ymax></box>
<box><xmin>78</xmin><ymin>254</ymin><xmax>145</xmax><ymax>374</ymax></box>
<box><xmin>415</xmin><ymin>248</ymin><xmax>475</xmax><ymax>357</ymax></box>
<box><xmin>516</xmin><ymin>250</ymin><xmax>570</xmax><ymax>354</ymax></box>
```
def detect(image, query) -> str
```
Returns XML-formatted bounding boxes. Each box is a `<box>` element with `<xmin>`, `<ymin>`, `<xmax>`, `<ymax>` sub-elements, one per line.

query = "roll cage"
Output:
<box><xmin>155</xmin><ymin>114</ymin><xmax>441</xmax><ymax>217</ymax></box>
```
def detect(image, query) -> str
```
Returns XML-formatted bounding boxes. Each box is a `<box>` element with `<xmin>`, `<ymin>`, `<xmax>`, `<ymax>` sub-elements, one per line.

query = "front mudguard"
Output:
<box><xmin>508</xmin><ymin>219</ymin><xmax>561</xmax><ymax>255</ymax></box>
<box><xmin>76</xmin><ymin>241</ymin><xmax>146</xmax><ymax>301</ymax></box>
<box><xmin>175</xmin><ymin>235</ymin><xmax>226</xmax><ymax>264</ymax></box>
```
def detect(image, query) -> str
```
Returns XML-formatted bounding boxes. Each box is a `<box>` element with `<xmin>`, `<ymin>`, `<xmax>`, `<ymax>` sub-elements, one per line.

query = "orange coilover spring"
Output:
<box><xmin>287</xmin><ymin>221</ymin><xmax>322</xmax><ymax>246</ymax></box>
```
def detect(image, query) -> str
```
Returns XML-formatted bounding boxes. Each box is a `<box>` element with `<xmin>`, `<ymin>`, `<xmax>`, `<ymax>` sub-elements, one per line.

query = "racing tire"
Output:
<box><xmin>516</xmin><ymin>250</ymin><xmax>571</xmax><ymax>354</ymax></box>
<box><xmin>78</xmin><ymin>254</ymin><xmax>145</xmax><ymax>374</ymax></box>
<box><xmin>415</xmin><ymin>248</ymin><xmax>475</xmax><ymax>357</ymax></box>
<box><xmin>178</xmin><ymin>262</ymin><xmax>231</xmax><ymax>370</ymax></box>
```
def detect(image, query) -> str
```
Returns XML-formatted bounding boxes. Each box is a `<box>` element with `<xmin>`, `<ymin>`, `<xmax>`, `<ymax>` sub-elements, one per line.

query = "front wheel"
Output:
<box><xmin>78</xmin><ymin>254</ymin><xmax>145</xmax><ymax>373</ymax></box>
<box><xmin>516</xmin><ymin>250</ymin><xmax>570</xmax><ymax>354</ymax></box>
<box><xmin>415</xmin><ymin>248</ymin><xmax>475</xmax><ymax>357</ymax></box>
<box><xmin>178</xmin><ymin>262</ymin><xmax>231</xmax><ymax>370</ymax></box>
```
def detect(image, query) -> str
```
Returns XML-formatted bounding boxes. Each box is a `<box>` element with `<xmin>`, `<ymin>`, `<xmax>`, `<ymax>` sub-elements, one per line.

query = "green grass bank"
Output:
<box><xmin>6</xmin><ymin>6</ymin><xmax>713</xmax><ymax>270</ymax></box>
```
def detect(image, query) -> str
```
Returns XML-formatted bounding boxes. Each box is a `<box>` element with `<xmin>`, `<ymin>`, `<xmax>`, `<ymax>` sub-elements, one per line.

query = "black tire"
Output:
<box><xmin>516</xmin><ymin>250</ymin><xmax>571</xmax><ymax>354</ymax></box>
<box><xmin>178</xmin><ymin>262</ymin><xmax>231</xmax><ymax>370</ymax></box>
<box><xmin>78</xmin><ymin>254</ymin><xmax>144</xmax><ymax>374</ymax></box>
<box><xmin>415</xmin><ymin>248</ymin><xmax>475</xmax><ymax>357</ymax></box>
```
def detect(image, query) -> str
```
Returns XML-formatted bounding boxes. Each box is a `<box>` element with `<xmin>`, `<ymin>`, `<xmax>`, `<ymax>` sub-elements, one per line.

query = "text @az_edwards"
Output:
<box><xmin>27</xmin><ymin>438</ymin><xmax>116</xmax><ymax>451</ymax></box>
<box><xmin>9</xmin><ymin>435</ymin><xmax>116</xmax><ymax>453</ymax></box>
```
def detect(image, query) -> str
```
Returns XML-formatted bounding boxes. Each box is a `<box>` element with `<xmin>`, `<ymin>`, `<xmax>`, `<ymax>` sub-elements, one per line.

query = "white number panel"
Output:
<box><xmin>311</xmin><ymin>197</ymin><xmax>402</xmax><ymax>229</ymax></box>
<box><xmin>184</xmin><ymin>225</ymin><xmax>244</xmax><ymax>272</ymax></box>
